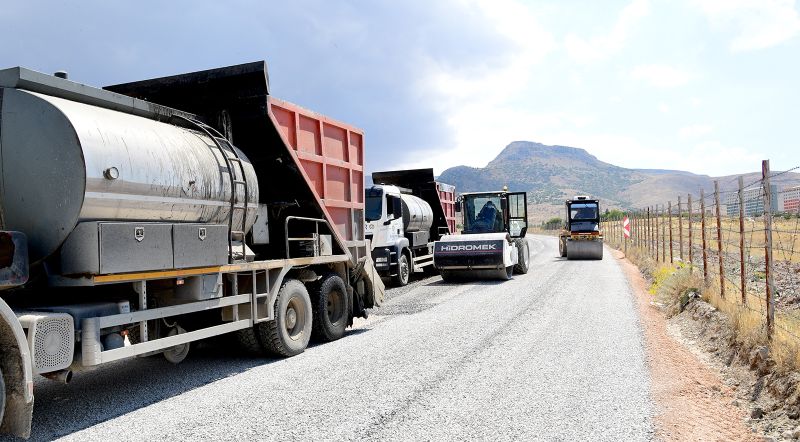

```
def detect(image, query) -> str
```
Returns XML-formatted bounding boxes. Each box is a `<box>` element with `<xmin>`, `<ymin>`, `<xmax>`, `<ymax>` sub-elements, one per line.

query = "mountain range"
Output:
<box><xmin>436</xmin><ymin>141</ymin><xmax>800</xmax><ymax>221</ymax></box>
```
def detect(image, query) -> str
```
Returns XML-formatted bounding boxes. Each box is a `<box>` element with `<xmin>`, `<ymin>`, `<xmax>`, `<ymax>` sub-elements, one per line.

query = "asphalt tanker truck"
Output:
<box><xmin>433</xmin><ymin>189</ymin><xmax>530</xmax><ymax>281</ymax></box>
<box><xmin>365</xmin><ymin>169</ymin><xmax>456</xmax><ymax>286</ymax></box>
<box><xmin>558</xmin><ymin>196</ymin><xmax>604</xmax><ymax>260</ymax></box>
<box><xmin>0</xmin><ymin>61</ymin><xmax>384</xmax><ymax>438</ymax></box>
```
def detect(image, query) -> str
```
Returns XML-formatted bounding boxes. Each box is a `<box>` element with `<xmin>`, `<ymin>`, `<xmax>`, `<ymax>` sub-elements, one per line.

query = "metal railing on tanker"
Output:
<box><xmin>606</xmin><ymin>160</ymin><xmax>800</xmax><ymax>351</ymax></box>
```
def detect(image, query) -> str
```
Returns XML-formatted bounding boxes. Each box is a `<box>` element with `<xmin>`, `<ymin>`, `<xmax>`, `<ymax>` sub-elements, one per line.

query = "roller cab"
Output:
<box><xmin>558</xmin><ymin>196</ymin><xmax>604</xmax><ymax>260</ymax></box>
<box><xmin>434</xmin><ymin>190</ymin><xmax>529</xmax><ymax>281</ymax></box>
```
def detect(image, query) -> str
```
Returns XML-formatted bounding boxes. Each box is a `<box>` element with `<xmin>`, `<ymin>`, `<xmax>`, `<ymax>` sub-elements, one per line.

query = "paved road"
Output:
<box><xmin>14</xmin><ymin>235</ymin><xmax>654</xmax><ymax>441</ymax></box>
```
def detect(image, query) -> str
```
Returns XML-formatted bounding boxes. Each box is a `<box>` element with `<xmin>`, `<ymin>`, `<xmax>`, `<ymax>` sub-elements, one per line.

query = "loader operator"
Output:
<box><xmin>474</xmin><ymin>200</ymin><xmax>503</xmax><ymax>232</ymax></box>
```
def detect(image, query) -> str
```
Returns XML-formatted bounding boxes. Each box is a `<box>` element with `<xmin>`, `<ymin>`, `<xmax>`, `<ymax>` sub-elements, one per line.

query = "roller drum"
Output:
<box><xmin>0</xmin><ymin>88</ymin><xmax>258</xmax><ymax>260</ymax></box>
<box><xmin>400</xmin><ymin>194</ymin><xmax>433</xmax><ymax>233</ymax></box>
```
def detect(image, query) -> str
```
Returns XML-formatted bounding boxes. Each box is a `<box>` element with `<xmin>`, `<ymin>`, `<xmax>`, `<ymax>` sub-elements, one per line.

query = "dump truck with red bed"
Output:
<box><xmin>0</xmin><ymin>61</ymin><xmax>383</xmax><ymax>438</ymax></box>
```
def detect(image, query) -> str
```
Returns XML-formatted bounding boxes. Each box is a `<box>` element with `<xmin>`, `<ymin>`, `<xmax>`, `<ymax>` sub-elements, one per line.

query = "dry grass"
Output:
<box><xmin>612</xmin><ymin>238</ymin><xmax>800</xmax><ymax>374</ymax></box>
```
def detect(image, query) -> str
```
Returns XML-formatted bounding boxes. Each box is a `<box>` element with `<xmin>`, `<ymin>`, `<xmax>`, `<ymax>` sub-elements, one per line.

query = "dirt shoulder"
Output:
<box><xmin>613</xmin><ymin>248</ymin><xmax>757</xmax><ymax>441</ymax></box>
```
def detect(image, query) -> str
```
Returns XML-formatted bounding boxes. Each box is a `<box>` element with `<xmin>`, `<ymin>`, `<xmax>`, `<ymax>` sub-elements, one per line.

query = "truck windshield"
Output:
<box><xmin>570</xmin><ymin>203</ymin><xmax>598</xmax><ymax>221</ymax></box>
<box><xmin>365</xmin><ymin>188</ymin><xmax>383</xmax><ymax>221</ymax></box>
<box><xmin>463</xmin><ymin>194</ymin><xmax>504</xmax><ymax>233</ymax></box>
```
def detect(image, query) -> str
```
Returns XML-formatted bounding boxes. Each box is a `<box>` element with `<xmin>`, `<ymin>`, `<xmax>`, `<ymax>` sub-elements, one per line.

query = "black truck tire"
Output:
<box><xmin>514</xmin><ymin>239</ymin><xmax>530</xmax><ymax>274</ymax></box>
<box><xmin>310</xmin><ymin>273</ymin><xmax>349</xmax><ymax>342</ymax></box>
<box><xmin>392</xmin><ymin>253</ymin><xmax>410</xmax><ymax>287</ymax></box>
<box><xmin>0</xmin><ymin>366</ymin><xmax>5</xmax><ymax>425</ymax></box>
<box><xmin>236</xmin><ymin>328</ymin><xmax>264</xmax><ymax>355</ymax></box>
<box><xmin>258</xmin><ymin>279</ymin><xmax>312</xmax><ymax>357</ymax></box>
<box><xmin>439</xmin><ymin>270</ymin><xmax>457</xmax><ymax>283</ymax></box>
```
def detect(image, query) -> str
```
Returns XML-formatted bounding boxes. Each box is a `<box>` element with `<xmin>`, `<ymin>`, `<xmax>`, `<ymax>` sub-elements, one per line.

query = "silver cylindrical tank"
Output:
<box><xmin>400</xmin><ymin>194</ymin><xmax>433</xmax><ymax>233</ymax></box>
<box><xmin>0</xmin><ymin>88</ymin><xmax>258</xmax><ymax>260</ymax></box>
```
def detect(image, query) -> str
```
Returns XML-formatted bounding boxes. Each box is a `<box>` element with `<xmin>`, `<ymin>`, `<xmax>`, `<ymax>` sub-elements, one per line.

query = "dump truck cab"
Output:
<box><xmin>433</xmin><ymin>190</ymin><xmax>529</xmax><ymax>281</ymax></box>
<box><xmin>558</xmin><ymin>196</ymin><xmax>604</xmax><ymax>260</ymax></box>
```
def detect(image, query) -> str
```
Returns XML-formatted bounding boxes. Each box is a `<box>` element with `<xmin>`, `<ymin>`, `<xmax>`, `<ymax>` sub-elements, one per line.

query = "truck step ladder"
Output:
<box><xmin>170</xmin><ymin>115</ymin><xmax>249</xmax><ymax>263</ymax></box>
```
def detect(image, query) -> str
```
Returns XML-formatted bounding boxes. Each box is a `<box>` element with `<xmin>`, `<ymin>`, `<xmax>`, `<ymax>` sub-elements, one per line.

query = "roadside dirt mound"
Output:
<box><xmin>615</xmin><ymin>249</ymin><xmax>757</xmax><ymax>441</ymax></box>
<box><xmin>671</xmin><ymin>299</ymin><xmax>800</xmax><ymax>440</ymax></box>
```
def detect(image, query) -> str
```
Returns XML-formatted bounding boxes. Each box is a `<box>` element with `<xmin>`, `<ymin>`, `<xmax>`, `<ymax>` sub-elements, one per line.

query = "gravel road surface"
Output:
<box><xmin>11</xmin><ymin>235</ymin><xmax>654</xmax><ymax>441</ymax></box>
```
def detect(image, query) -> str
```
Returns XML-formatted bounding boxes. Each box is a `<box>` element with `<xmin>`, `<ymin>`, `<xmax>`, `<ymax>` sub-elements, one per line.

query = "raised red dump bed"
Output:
<box><xmin>269</xmin><ymin>98</ymin><xmax>364</xmax><ymax>252</ymax></box>
<box><xmin>105</xmin><ymin>61</ymin><xmax>367</xmax><ymax>262</ymax></box>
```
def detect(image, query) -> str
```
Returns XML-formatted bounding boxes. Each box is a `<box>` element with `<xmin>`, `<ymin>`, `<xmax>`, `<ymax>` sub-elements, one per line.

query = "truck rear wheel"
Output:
<box><xmin>514</xmin><ymin>239</ymin><xmax>529</xmax><ymax>274</ymax></box>
<box><xmin>0</xmin><ymin>366</ymin><xmax>5</xmax><ymax>425</ymax></box>
<box><xmin>392</xmin><ymin>254</ymin><xmax>410</xmax><ymax>287</ymax></box>
<box><xmin>310</xmin><ymin>274</ymin><xmax>349</xmax><ymax>342</ymax></box>
<box><xmin>258</xmin><ymin>279</ymin><xmax>312</xmax><ymax>357</ymax></box>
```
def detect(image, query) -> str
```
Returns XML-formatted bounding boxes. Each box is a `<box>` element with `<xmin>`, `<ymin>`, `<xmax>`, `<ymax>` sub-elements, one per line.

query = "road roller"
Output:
<box><xmin>559</xmin><ymin>196</ymin><xmax>604</xmax><ymax>260</ymax></box>
<box><xmin>433</xmin><ymin>189</ymin><xmax>529</xmax><ymax>281</ymax></box>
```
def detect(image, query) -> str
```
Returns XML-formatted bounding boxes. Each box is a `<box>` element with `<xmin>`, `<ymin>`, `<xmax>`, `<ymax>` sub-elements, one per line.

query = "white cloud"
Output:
<box><xmin>678</xmin><ymin>124</ymin><xmax>714</xmax><ymax>138</ymax></box>
<box><xmin>409</xmin><ymin>0</ymin><xmax>560</xmax><ymax>174</ymax></box>
<box><xmin>683</xmin><ymin>141</ymin><xmax>763</xmax><ymax>175</ymax></box>
<box><xmin>630</xmin><ymin>64</ymin><xmax>692</xmax><ymax>88</ymax></box>
<box><xmin>658</xmin><ymin>103</ymin><xmax>671</xmax><ymax>113</ymax></box>
<box><xmin>565</xmin><ymin>0</ymin><xmax>650</xmax><ymax>62</ymax></box>
<box><xmin>693</xmin><ymin>0</ymin><xmax>800</xmax><ymax>51</ymax></box>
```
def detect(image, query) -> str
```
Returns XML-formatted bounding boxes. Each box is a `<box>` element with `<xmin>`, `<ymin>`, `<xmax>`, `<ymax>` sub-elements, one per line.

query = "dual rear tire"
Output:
<box><xmin>241</xmin><ymin>274</ymin><xmax>350</xmax><ymax>357</ymax></box>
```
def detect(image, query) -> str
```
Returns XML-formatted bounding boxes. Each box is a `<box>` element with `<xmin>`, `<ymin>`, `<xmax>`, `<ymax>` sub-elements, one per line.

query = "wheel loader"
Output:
<box><xmin>433</xmin><ymin>189</ymin><xmax>529</xmax><ymax>281</ymax></box>
<box><xmin>558</xmin><ymin>196</ymin><xmax>604</xmax><ymax>260</ymax></box>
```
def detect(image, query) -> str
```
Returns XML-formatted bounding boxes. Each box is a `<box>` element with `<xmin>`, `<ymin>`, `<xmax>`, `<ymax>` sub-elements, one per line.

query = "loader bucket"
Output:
<box><xmin>566</xmin><ymin>239</ymin><xmax>604</xmax><ymax>260</ymax></box>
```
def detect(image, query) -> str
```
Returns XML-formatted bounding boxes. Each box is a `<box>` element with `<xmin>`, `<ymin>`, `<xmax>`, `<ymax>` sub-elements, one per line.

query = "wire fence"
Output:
<box><xmin>603</xmin><ymin>160</ymin><xmax>800</xmax><ymax>345</ymax></box>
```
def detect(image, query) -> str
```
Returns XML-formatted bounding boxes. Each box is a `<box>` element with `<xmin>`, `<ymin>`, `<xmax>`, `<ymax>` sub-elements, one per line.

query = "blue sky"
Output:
<box><xmin>1</xmin><ymin>0</ymin><xmax>797</xmax><ymax>176</ymax></box>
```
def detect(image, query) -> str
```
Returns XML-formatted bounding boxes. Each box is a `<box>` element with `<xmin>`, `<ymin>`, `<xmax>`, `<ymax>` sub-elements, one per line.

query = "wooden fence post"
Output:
<box><xmin>688</xmin><ymin>194</ymin><xmax>693</xmax><ymax>273</ymax></box>
<box><xmin>701</xmin><ymin>189</ymin><xmax>709</xmax><ymax>286</ymax></box>
<box><xmin>763</xmin><ymin>160</ymin><xmax>774</xmax><ymax>338</ymax></box>
<box><xmin>661</xmin><ymin>204</ymin><xmax>667</xmax><ymax>262</ymax></box>
<box><xmin>655</xmin><ymin>205</ymin><xmax>660</xmax><ymax>262</ymax></box>
<box><xmin>647</xmin><ymin>207</ymin><xmax>652</xmax><ymax>256</ymax></box>
<box><xmin>678</xmin><ymin>196</ymin><xmax>684</xmax><ymax>261</ymax></box>
<box><xmin>668</xmin><ymin>201</ymin><xmax>674</xmax><ymax>264</ymax></box>
<box><xmin>739</xmin><ymin>176</ymin><xmax>746</xmax><ymax>305</ymax></box>
<box><xmin>715</xmin><ymin>181</ymin><xmax>725</xmax><ymax>299</ymax></box>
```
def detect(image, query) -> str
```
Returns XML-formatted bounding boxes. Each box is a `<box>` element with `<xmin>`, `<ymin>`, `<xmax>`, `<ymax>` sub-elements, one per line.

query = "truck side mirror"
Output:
<box><xmin>455</xmin><ymin>198</ymin><xmax>462</xmax><ymax>213</ymax></box>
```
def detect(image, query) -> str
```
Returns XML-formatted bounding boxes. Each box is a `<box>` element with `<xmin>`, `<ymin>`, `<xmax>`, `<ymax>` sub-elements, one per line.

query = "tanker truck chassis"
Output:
<box><xmin>0</xmin><ymin>62</ymin><xmax>383</xmax><ymax>438</ymax></box>
<box><xmin>365</xmin><ymin>169</ymin><xmax>456</xmax><ymax>286</ymax></box>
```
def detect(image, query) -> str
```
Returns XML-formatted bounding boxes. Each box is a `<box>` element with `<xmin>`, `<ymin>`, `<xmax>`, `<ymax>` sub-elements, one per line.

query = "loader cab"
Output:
<box><xmin>457</xmin><ymin>191</ymin><xmax>528</xmax><ymax>238</ymax></box>
<box><xmin>565</xmin><ymin>196</ymin><xmax>600</xmax><ymax>233</ymax></box>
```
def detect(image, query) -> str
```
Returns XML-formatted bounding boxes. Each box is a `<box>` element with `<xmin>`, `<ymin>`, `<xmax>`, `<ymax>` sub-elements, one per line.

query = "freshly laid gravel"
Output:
<box><xmin>15</xmin><ymin>235</ymin><xmax>654</xmax><ymax>441</ymax></box>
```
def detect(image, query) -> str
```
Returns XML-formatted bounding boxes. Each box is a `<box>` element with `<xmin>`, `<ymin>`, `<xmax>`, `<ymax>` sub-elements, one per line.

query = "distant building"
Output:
<box><xmin>783</xmin><ymin>185</ymin><xmax>800</xmax><ymax>213</ymax></box>
<box><xmin>725</xmin><ymin>184</ymin><xmax>780</xmax><ymax>217</ymax></box>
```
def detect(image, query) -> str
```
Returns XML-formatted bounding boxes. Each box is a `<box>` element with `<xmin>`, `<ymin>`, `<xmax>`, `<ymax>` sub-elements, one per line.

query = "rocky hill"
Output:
<box><xmin>437</xmin><ymin>141</ymin><xmax>800</xmax><ymax>216</ymax></box>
